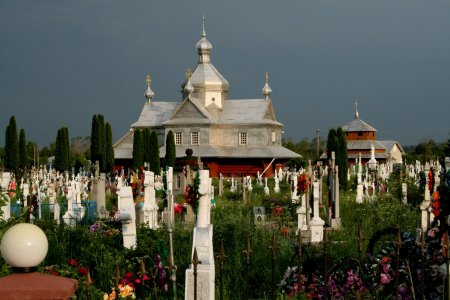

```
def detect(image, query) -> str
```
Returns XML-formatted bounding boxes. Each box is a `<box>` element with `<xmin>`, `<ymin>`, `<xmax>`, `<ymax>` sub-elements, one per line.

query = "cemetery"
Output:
<box><xmin>0</xmin><ymin>15</ymin><xmax>449</xmax><ymax>300</ymax></box>
<box><xmin>0</xmin><ymin>152</ymin><xmax>449</xmax><ymax>299</ymax></box>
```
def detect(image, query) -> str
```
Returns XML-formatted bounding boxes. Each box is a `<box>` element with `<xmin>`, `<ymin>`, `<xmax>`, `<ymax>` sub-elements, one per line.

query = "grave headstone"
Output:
<box><xmin>119</xmin><ymin>186</ymin><xmax>137</xmax><ymax>249</ymax></box>
<box><xmin>185</xmin><ymin>170</ymin><xmax>215</xmax><ymax>300</ymax></box>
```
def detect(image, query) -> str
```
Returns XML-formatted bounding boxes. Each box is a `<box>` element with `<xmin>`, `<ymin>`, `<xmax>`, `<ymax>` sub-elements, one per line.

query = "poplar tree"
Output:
<box><xmin>90</xmin><ymin>114</ymin><xmax>99</xmax><ymax>164</ymax></box>
<box><xmin>55</xmin><ymin>127</ymin><xmax>70</xmax><ymax>171</ymax></box>
<box><xmin>105</xmin><ymin>122</ymin><xmax>114</xmax><ymax>172</ymax></box>
<box><xmin>97</xmin><ymin>114</ymin><xmax>106</xmax><ymax>172</ymax></box>
<box><xmin>326</xmin><ymin>128</ymin><xmax>338</xmax><ymax>162</ymax></box>
<box><xmin>143</xmin><ymin>128</ymin><xmax>151</xmax><ymax>164</ymax></box>
<box><xmin>4</xmin><ymin>116</ymin><xmax>19</xmax><ymax>174</ymax></box>
<box><xmin>149</xmin><ymin>131</ymin><xmax>161</xmax><ymax>175</ymax></box>
<box><xmin>165</xmin><ymin>130</ymin><xmax>176</xmax><ymax>168</ymax></box>
<box><xmin>336</xmin><ymin>127</ymin><xmax>349</xmax><ymax>190</ymax></box>
<box><xmin>19</xmin><ymin>129</ymin><xmax>27</xmax><ymax>171</ymax></box>
<box><xmin>132</xmin><ymin>129</ymin><xmax>144</xmax><ymax>169</ymax></box>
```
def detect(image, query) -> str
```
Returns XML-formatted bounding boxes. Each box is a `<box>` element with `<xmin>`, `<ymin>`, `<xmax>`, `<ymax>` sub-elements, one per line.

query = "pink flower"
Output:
<box><xmin>380</xmin><ymin>273</ymin><xmax>391</xmax><ymax>285</ymax></box>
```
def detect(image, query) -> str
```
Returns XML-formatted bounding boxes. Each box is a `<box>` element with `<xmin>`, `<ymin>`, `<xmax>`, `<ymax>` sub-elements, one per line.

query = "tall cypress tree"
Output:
<box><xmin>63</xmin><ymin>127</ymin><xmax>70</xmax><ymax>171</ymax></box>
<box><xmin>98</xmin><ymin>114</ymin><xmax>106</xmax><ymax>172</ymax></box>
<box><xmin>336</xmin><ymin>127</ymin><xmax>349</xmax><ymax>190</ymax></box>
<box><xmin>54</xmin><ymin>128</ymin><xmax>62</xmax><ymax>171</ymax></box>
<box><xmin>326</xmin><ymin>128</ymin><xmax>338</xmax><ymax>162</ymax></box>
<box><xmin>165</xmin><ymin>130</ymin><xmax>176</xmax><ymax>168</ymax></box>
<box><xmin>143</xmin><ymin>128</ymin><xmax>151</xmax><ymax>164</ymax></box>
<box><xmin>19</xmin><ymin>129</ymin><xmax>27</xmax><ymax>171</ymax></box>
<box><xmin>55</xmin><ymin>127</ymin><xmax>70</xmax><ymax>171</ymax></box>
<box><xmin>5</xmin><ymin>116</ymin><xmax>19</xmax><ymax>174</ymax></box>
<box><xmin>132</xmin><ymin>129</ymin><xmax>144</xmax><ymax>169</ymax></box>
<box><xmin>90</xmin><ymin>114</ymin><xmax>99</xmax><ymax>164</ymax></box>
<box><xmin>149</xmin><ymin>131</ymin><xmax>161</xmax><ymax>175</ymax></box>
<box><xmin>105</xmin><ymin>122</ymin><xmax>114</xmax><ymax>172</ymax></box>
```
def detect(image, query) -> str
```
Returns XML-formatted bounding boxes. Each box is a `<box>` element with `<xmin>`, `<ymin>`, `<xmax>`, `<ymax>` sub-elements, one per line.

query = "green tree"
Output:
<box><xmin>326</xmin><ymin>128</ymin><xmax>338</xmax><ymax>162</ymax></box>
<box><xmin>149</xmin><ymin>131</ymin><xmax>161</xmax><ymax>175</ymax></box>
<box><xmin>4</xmin><ymin>116</ymin><xmax>19</xmax><ymax>174</ymax></box>
<box><xmin>143</xmin><ymin>128</ymin><xmax>151</xmax><ymax>164</ymax></box>
<box><xmin>19</xmin><ymin>128</ymin><xmax>27</xmax><ymax>172</ymax></box>
<box><xmin>105</xmin><ymin>123</ymin><xmax>114</xmax><ymax>172</ymax></box>
<box><xmin>98</xmin><ymin>115</ymin><xmax>106</xmax><ymax>172</ymax></box>
<box><xmin>336</xmin><ymin>127</ymin><xmax>349</xmax><ymax>190</ymax></box>
<box><xmin>90</xmin><ymin>114</ymin><xmax>100</xmax><ymax>165</ymax></box>
<box><xmin>132</xmin><ymin>129</ymin><xmax>144</xmax><ymax>169</ymax></box>
<box><xmin>55</xmin><ymin>127</ymin><xmax>70</xmax><ymax>171</ymax></box>
<box><xmin>164</xmin><ymin>130</ymin><xmax>176</xmax><ymax>168</ymax></box>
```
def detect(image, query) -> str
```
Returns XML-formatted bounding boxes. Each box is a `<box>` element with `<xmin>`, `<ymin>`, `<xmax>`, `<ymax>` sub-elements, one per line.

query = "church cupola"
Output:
<box><xmin>262</xmin><ymin>71</ymin><xmax>272</xmax><ymax>100</ymax></box>
<box><xmin>144</xmin><ymin>74</ymin><xmax>154</xmax><ymax>102</ymax></box>
<box><xmin>196</xmin><ymin>16</ymin><xmax>212</xmax><ymax>64</ymax></box>
<box><xmin>182</xmin><ymin>15</ymin><xmax>229</xmax><ymax>109</ymax></box>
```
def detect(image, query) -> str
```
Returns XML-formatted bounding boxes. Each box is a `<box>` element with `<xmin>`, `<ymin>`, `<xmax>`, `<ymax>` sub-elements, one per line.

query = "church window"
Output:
<box><xmin>239</xmin><ymin>132</ymin><xmax>248</xmax><ymax>146</ymax></box>
<box><xmin>175</xmin><ymin>132</ymin><xmax>183</xmax><ymax>145</ymax></box>
<box><xmin>191</xmin><ymin>132</ymin><xmax>199</xmax><ymax>145</ymax></box>
<box><xmin>271</xmin><ymin>131</ymin><xmax>276</xmax><ymax>143</ymax></box>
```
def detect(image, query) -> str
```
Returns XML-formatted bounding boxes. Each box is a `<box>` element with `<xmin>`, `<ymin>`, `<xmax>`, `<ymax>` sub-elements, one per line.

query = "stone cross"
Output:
<box><xmin>118</xmin><ymin>186</ymin><xmax>137</xmax><ymax>249</ymax></box>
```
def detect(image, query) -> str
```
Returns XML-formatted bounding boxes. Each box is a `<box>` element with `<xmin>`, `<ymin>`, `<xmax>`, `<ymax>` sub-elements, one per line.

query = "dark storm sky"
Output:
<box><xmin>1</xmin><ymin>0</ymin><xmax>449</xmax><ymax>148</ymax></box>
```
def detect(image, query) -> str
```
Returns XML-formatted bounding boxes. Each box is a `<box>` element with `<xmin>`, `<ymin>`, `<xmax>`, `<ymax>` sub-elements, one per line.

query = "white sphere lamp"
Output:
<box><xmin>0</xmin><ymin>223</ymin><xmax>48</xmax><ymax>272</ymax></box>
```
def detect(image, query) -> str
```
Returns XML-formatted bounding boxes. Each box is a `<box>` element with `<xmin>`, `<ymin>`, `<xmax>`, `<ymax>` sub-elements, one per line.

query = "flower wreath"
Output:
<box><xmin>183</xmin><ymin>172</ymin><xmax>201</xmax><ymax>214</ymax></box>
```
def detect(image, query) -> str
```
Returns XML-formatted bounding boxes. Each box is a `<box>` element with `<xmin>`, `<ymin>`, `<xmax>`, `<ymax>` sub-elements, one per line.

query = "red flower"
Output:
<box><xmin>78</xmin><ymin>267</ymin><xmax>88</xmax><ymax>276</ymax></box>
<box><xmin>134</xmin><ymin>278</ymin><xmax>141</xmax><ymax>284</ymax></box>
<box><xmin>142</xmin><ymin>274</ymin><xmax>151</xmax><ymax>281</ymax></box>
<box><xmin>53</xmin><ymin>271</ymin><xmax>59</xmax><ymax>276</ymax></box>
<box><xmin>273</xmin><ymin>206</ymin><xmax>283</xmax><ymax>216</ymax></box>
<box><xmin>68</xmin><ymin>259</ymin><xmax>78</xmax><ymax>267</ymax></box>
<box><xmin>174</xmin><ymin>203</ymin><xmax>183</xmax><ymax>215</ymax></box>
<box><xmin>124</xmin><ymin>272</ymin><xmax>134</xmax><ymax>279</ymax></box>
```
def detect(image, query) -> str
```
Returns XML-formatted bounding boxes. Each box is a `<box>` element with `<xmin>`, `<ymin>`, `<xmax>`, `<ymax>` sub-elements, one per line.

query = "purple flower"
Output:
<box><xmin>90</xmin><ymin>222</ymin><xmax>100</xmax><ymax>233</ymax></box>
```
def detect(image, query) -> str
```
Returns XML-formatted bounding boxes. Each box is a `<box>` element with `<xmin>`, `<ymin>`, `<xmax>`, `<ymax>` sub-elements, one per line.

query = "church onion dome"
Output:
<box><xmin>187</xmin><ymin>15</ymin><xmax>230</xmax><ymax>93</ymax></box>
<box><xmin>144</xmin><ymin>74</ymin><xmax>154</xmax><ymax>102</ymax></box>
<box><xmin>262</xmin><ymin>71</ymin><xmax>272</xmax><ymax>99</ymax></box>
<box><xmin>184</xmin><ymin>70</ymin><xmax>195</xmax><ymax>95</ymax></box>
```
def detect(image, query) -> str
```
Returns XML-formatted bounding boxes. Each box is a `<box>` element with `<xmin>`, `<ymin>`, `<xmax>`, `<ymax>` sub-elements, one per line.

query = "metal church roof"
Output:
<box><xmin>342</xmin><ymin>117</ymin><xmax>377</xmax><ymax>132</ymax></box>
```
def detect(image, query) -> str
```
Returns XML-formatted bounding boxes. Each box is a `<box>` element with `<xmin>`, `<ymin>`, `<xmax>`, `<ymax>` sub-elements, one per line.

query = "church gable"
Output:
<box><xmin>263</xmin><ymin>100</ymin><xmax>276</xmax><ymax>121</ymax></box>
<box><xmin>171</xmin><ymin>99</ymin><xmax>208</xmax><ymax>120</ymax></box>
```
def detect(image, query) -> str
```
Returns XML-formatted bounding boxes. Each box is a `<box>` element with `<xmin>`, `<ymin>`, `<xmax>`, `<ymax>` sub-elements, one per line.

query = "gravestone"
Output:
<box><xmin>252</xmin><ymin>206</ymin><xmax>266</xmax><ymax>224</ymax></box>
<box><xmin>96</xmin><ymin>173</ymin><xmax>106</xmax><ymax>215</ymax></box>
<box><xmin>143</xmin><ymin>170</ymin><xmax>158</xmax><ymax>228</ymax></box>
<box><xmin>185</xmin><ymin>170</ymin><xmax>214</xmax><ymax>300</ymax></box>
<box><xmin>119</xmin><ymin>186</ymin><xmax>137</xmax><ymax>249</ymax></box>
<box><xmin>310</xmin><ymin>181</ymin><xmax>325</xmax><ymax>243</ymax></box>
<box><xmin>0</xmin><ymin>173</ymin><xmax>11</xmax><ymax>220</ymax></box>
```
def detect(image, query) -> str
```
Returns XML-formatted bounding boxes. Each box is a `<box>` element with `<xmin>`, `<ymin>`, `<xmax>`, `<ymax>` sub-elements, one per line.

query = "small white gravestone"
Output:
<box><xmin>264</xmin><ymin>177</ymin><xmax>269</xmax><ymax>195</ymax></box>
<box><xmin>246</xmin><ymin>176</ymin><xmax>253</xmax><ymax>192</ymax></box>
<box><xmin>63</xmin><ymin>187</ymin><xmax>76</xmax><ymax>227</ymax></box>
<box><xmin>96</xmin><ymin>173</ymin><xmax>106</xmax><ymax>215</ymax></box>
<box><xmin>185</xmin><ymin>170</ymin><xmax>214</xmax><ymax>300</ymax></box>
<box><xmin>291</xmin><ymin>172</ymin><xmax>299</xmax><ymax>203</ymax></box>
<box><xmin>119</xmin><ymin>186</ymin><xmax>137</xmax><ymax>249</ymax></box>
<box><xmin>274</xmin><ymin>176</ymin><xmax>280</xmax><ymax>193</ymax></box>
<box><xmin>402</xmin><ymin>183</ymin><xmax>408</xmax><ymax>204</ymax></box>
<box><xmin>143</xmin><ymin>170</ymin><xmax>158</xmax><ymax>228</ymax></box>
<box><xmin>1</xmin><ymin>173</ymin><xmax>11</xmax><ymax>221</ymax></box>
<box><xmin>230</xmin><ymin>177</ymin><xmax>236</xmax><ymax>193</ymax></box>
<box><xmin>310</xmin><ymin>181</ymin><xmax>325</xmax><ymax>243</ymax></box>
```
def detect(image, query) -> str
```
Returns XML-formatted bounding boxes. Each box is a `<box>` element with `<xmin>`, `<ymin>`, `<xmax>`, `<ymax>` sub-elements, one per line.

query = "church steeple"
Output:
<box><xmin>144</xmin><ymin>74</ymin><xmax>154</xmax><ymax>102</ymax></box>
<box><xmin>185</xmin><ymin>15</ymin><xmax>229</xmax><ymax>109</ymax></box>
<box><xmin>262</xmin><ymin>71</ymin><xmax>272</xmax><ymax>100</ymax></box>
<box><xmin>196</xmin><ymin>15</ymin><xmax>212</xmax><ymax>64</ymax></box>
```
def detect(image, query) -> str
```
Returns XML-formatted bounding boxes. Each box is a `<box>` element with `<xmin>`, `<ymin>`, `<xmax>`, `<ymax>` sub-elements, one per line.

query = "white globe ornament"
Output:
<box><xmin>0</xmin><ymin>223</ymin><xmax>48</xmax><ymax>270</ymax></box>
